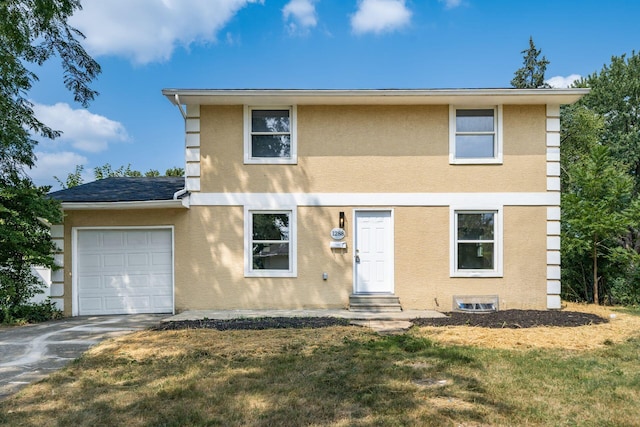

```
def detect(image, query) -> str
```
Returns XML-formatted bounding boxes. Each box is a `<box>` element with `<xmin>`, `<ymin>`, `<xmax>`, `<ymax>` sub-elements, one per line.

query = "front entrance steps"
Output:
<box><xmin>349</xmin><ymin>294</ymin><xmax>403</xmax><ymax>312</ymax></box>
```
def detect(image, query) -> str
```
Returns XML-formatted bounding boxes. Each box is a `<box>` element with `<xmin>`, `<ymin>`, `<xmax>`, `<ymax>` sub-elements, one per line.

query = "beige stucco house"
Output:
<box><xmin>49</xmin><ymin>88</ymin><xmax>588</xmax><ymax>316</ymax></box>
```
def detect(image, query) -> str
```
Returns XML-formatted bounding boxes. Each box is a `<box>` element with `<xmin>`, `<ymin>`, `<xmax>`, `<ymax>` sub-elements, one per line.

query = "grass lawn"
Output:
<box><xmin>1</xmin><ymin>307</ymin><xmax>640</xmax><ymax>426</ymax></box>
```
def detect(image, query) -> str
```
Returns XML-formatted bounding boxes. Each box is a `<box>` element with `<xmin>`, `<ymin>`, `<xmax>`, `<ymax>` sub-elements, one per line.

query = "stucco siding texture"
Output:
<box><xmin>199</xmin><ymin>104</ymin><xmax>547</xmax><ymax>194</ymax></box>
<box><xmin>394</xmin><ymin>206</ymin><xmax>547</xmax><ymax>311</ymax></box>
<box><xmin>177</xmin><ymin>206</ymin><xmax>351</xmax><ymax>310</ymax></box>
<box><xmin>62</xmin><ymin>204</ymin><xmax>547</xmax><ymax>313</ymax></box>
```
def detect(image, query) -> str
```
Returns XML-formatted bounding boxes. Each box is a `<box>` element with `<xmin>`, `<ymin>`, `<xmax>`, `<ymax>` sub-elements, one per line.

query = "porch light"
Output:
<box><xmin>339</xmin><ymin>212</ymin><xmax>345</xmax><ymax>229</ymax></box>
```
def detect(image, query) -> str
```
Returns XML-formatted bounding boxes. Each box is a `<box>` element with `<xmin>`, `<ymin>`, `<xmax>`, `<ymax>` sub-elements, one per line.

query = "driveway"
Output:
<box><xmin>0</xmin><ymin>314</ymin><xmax>164</xmax><ymax>400</ymax></box>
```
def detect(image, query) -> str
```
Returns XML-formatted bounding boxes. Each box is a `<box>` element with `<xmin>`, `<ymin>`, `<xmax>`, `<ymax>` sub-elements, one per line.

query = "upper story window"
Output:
<box><xmin>449</xmin><ymin>106</ymin><xmax>503</xmax><ymax>164</ymax></box>
<box><xmin>244</xmin><ymin>106</ymin><xmax>297</xmax><ymax>164</ymax></box>
<box><xmin>451</xmin><ymin>209</ymin><xmax>503</xmax><ymax>278</ymax></box>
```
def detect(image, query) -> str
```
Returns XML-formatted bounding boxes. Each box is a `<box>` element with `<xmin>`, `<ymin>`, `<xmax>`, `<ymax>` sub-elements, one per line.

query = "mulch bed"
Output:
<box><xmin>154</xmin><ymin>317</ymin><xmax>352</xmax><ymax>331</ymax></box>
<box><xmin>155</xmin><ymin>310</ymin><xmax>608</xmax><ymax>331</ymax></box>
<box><xmin>411</xmin><ymin>310</ymin><xmax>608</xmax><ymax>329</ymax></box>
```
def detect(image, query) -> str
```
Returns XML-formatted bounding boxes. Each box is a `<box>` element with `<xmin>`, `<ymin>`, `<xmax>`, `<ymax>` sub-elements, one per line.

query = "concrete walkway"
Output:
<box><xmin>165</xmin><ymin>308</ymin><xmax>446</xmax><ymax>322</ymax></box>
<box><xmin>0</xmin><ymin>314</ymin><xmax>164</xmax><ymax>401</ymax></box>
<box><xmin>165</xmin><ymin>309</ymin><xmax>447</xmax><ymax>335</ymax></box>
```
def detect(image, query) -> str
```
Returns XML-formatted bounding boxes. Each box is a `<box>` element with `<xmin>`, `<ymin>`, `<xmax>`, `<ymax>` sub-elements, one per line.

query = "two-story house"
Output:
<box><xmin>49</xmin><ymin>88</ymin><xmax>588</xmax><ymax>316</ymax></box>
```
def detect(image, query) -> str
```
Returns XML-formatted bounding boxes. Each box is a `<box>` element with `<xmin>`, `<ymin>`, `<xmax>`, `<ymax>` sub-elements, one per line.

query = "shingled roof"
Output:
<box><xmin>49</xmin><ymin>177</ymin><xmax>186</xmax><ymax>203</ymax></box>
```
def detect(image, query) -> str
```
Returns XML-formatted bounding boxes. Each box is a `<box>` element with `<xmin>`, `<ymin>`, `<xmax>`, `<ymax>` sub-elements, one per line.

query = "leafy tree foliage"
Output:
<box><xmin>511</xmin><ymin>37</ymin><xmax>550</xmax><ymax>89</ymax></box>
<box><xmin>56</xmin><ymin>164</ymin><xmax>186</xmax><ymax>189</ymax></box>
<box><xmin>562</xmin><ymin>145</ymin><xmax>640</xmax><ymax>304</ymax></box>
<box><xmin>561</xmin><ymin>51</ymin><xmax>640</xmax><ymax>305</ymax></box>
<box><xmin>576</xmin><ymin>52</ymin><xmax>640</xmax><ymax>191</ymax></box>
<box><xmin>1</xmin><ymin>0</ymin><xmax>100</xmax><ymax>318</ymax></box>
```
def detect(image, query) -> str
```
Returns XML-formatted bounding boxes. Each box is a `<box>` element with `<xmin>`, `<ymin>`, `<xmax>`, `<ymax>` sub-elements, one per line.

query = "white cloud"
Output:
<box><xmin>70</xmin><ymin>0</ymin><xmax>263</xmax><ymax>64</ymax></box>
<box><xmin>33</xmin><ymin>102</ymin><xmax>129</xmax><ymax>153</ymax></box>
<box><xmin>439</xmin><ymin>0</ymin><xmax>462</xmax><ymax>9</ymax></box>
<box><xmin>546</xmin><ymin>74</ymin><xmax>582</xmax><ymax>88</ymax></box>
<box><xmin>30</xmin><ymin>151</ymin><xmax>89</xmax><ymax>187</ymax></box>
<box><xmin>351</xmin><ymin>0</ymin><xmax>412</xmax><ymax>35</ymax></box>
<box><xmin>283</xmin><ymin>0</ymin><xmax>318</xmax><ymax>34</ymax></box>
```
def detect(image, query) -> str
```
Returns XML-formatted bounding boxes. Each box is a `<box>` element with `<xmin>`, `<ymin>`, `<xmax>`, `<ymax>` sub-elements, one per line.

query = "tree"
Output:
<box><xmin>165</xmin><ymin>167</ymin><xmax>185</xmax><ymax>177</ymax></box>
<box><xmin>577</xmin><ymin>52</ymin><xmax>640</xmax><ymax>192</ymax></box>
<box><xmin>1</xmin><ymin>1</ymin><xmax>100</xmax><ymax>317</ymax></box>
<box><xmin>511</xmin><ymin>37</ymin><xmax>550</xmax><ymax>89</ymax></box>
<box><xmin>562</xmin><ymin>145</ymin><xmax>639</xmax><ymax>304</ymax></box>
<box><xmin>55</xmin><ymin>164</ymin><xmax>186</xmax><ymax>189</ymax></box>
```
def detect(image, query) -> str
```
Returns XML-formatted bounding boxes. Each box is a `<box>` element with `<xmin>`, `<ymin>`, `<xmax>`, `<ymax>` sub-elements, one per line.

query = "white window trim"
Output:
<box><xmin>449</xmin><ymin>105</ymin><xmax>503</xmax><ymax>165</ymax></box>
<box><xmin>244</xmin><ymin>105</ymin><xmax>297</xmax><ymax>164</ymax></box>
<box><xmin>244</xmin><ymin>206</ymin><xmax>297</xmax><ymax>277</ymax></box>
<box><xmin>450</xmin><ymin>207</ymin><xmax>503</xmax><ymax>278</ymax></box>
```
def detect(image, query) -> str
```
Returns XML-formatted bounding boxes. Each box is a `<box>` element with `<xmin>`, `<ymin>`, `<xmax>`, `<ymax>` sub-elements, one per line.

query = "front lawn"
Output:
<box><xmin>1</xmin><ymin>306</ymin><xmax>639</xmax><ymax>426</ymax></box>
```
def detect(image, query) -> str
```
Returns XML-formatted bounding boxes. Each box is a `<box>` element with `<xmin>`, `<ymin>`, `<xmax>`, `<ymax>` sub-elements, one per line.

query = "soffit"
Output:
<box><xmin>162</xmin><ymin>88</ymin><xmax>590</xmax><ymax>106</ymax></box>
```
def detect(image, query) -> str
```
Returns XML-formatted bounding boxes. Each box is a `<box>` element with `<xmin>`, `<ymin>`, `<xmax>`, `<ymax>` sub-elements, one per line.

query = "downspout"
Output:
<box><xmin>173</xmin><ymin>188</ymin><xmax>187</xmax><ymax>200</ymax></box>
<box><xmin>174</xmin><ymin>94</ymin><xmax>187</xmax><ymax>119</ymax></box>
<box><xmin>172</xmin><ymin>93</ymin><xmax>189</xmax><ymax>207</ymax></box>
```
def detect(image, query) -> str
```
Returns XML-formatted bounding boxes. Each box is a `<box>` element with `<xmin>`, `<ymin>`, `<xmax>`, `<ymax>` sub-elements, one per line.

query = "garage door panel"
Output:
<box><xmin>126</xmin><ymin>231</ymin><xmax>148</xmax><ymax>246</ymax></box>
<box><xmin>79</xmin><ymin>297</ymin><xmax>103</xmax><ymax>312</ymax></box>
<box><xmin>77</xmin><ymin>229</ymin><xmax>173</xmax><ymax>315</ymax></box>
<box><xmin>103</xmin><ymin>232</ymin><xmax>125</xmax><ymax>248</ymax></box>
<box><xmin>152</xmin><ymin>251</ymin><xmax>172</xmax><ymax>266</ymax></box>
<box><xmin>105</xmin><ymin>296</ymin><xmax>151</xmax><ymax>311</ymax></box>
<box><xmin>78</xmin><ymin>275</ymin><xmax>101</xmax><ymax>290</ymax></box>
<box><xmin>128</xmin><ymin>253</ymin><xmax>149</xmax><ymax>266</ymax></box>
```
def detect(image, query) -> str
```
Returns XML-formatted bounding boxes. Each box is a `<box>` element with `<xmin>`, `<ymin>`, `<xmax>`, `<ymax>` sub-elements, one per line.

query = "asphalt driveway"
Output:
<box><xmin>0</xmin><ymin>314</ymin><xmax>165</xmax><ymax>400</ymax></box>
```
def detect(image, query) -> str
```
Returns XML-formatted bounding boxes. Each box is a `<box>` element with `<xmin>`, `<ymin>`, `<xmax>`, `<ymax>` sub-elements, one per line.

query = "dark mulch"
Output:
<box><xmin>154</xmin><ymin>317</ymin><xmax>352</xmax><ymax>331</ymax></box>
<box><xmin>155</xmin><ymin>310</ymin><xmax>608</xmax><ymax>331</ymax></box>
<box><xmin>412</xmin><ymin>310</ymin><xmax>608</xmax><ymax>329</ymax></box>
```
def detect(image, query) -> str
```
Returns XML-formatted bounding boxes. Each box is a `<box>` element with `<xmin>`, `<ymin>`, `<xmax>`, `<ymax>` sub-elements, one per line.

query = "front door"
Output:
<box><xmin>354</xmin><ymin>210</ymin><xmax>394</xmax><ymax>294</ymax></box>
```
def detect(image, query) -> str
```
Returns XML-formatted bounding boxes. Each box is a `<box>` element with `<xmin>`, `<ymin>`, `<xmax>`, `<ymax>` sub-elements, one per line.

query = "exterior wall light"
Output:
<box><xmin>339</xmin><ymin>211</ymin><xmax>345</xmax><ymax>229</ymax></box>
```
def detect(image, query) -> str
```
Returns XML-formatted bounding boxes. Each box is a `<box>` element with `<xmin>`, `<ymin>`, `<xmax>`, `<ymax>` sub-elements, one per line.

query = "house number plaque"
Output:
<box><xmin>330</xmin><ymin>228</ymin><xmax>345</xmax><ymax>240</ymax></box>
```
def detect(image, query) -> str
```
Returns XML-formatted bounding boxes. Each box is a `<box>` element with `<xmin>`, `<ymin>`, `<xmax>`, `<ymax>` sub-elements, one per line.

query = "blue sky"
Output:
<box><xmin>28</xmin><ymin>0</ymin><xmax>640</xmax><ymax>189</ymax></box>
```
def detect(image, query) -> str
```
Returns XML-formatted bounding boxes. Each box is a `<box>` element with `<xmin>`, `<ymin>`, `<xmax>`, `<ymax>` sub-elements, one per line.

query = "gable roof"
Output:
<box><xmin>49</xmin><ymin>177</ymin><xmax>188</xmax><ymax>210</ymax></box>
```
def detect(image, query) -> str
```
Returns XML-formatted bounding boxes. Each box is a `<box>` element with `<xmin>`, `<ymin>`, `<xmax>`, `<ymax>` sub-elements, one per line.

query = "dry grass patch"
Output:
<box><xmin>0</xmin><ymin>304</ymin><xmax>639</xmax><ymax>426</ymax></box>
<box><xmin>415</xmin><ymin>302</ymin><xmax>640</xmax><ymax>350</ymax></box>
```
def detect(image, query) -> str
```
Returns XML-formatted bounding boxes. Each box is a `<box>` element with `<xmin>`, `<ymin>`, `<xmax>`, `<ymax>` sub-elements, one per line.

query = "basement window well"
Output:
<box><xmin>453</xmin><ymin>295</ymin><xmax>499</xmax><ymax>312</ymax></box>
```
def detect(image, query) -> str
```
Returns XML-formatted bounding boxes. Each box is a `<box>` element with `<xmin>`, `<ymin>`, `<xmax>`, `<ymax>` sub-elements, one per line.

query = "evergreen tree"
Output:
<box><xmin>511</xmin><ymin>37</ymin><xmax>550</xmax><ymax>89</ymax></box>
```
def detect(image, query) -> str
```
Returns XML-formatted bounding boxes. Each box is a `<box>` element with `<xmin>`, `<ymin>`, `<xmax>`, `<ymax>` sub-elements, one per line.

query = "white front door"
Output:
<box><xmin>354</xmin><ymin>210</ymin><xmax>394</xmax><ymax>294</ymax></box>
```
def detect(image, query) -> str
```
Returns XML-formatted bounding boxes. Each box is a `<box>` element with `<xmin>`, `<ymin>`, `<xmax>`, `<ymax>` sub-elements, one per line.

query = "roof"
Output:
<box><xmin>162</xmin><ymin>88</ymin><xmax>590</xmax><ymax>107</ymax></box>
<box><xmin>49</xmin><ymin>177</ymin><xmax>188</xmax><ymax>210</ymax></box>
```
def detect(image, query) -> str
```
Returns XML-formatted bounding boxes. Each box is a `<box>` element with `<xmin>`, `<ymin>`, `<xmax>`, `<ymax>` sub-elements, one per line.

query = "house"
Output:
<box><xmin>49</xmin><ymin>88</ymin><xmax>589</xmax><ymax>316</ymax></box>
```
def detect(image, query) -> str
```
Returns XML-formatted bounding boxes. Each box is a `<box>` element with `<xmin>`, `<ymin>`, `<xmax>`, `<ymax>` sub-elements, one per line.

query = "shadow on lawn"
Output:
<box><xmin>0</xmin><ymin>331</ymin><xmax>515</xmax><ymax>426</ymax></box>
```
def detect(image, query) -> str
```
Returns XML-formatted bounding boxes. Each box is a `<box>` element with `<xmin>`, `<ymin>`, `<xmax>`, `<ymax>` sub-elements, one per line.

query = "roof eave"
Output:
<box><xmin>162</xmin><ymin>88</ymin><xmax>590</xmax><ymax>106</ymax></box>
<box><xmin>60</xmin><ymin>199</ymin><xmax>190</xmax><ymax>211</ymax></box>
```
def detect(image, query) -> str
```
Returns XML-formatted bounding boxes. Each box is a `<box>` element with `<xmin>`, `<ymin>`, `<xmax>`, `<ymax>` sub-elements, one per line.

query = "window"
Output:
<box><xmin>244</xmin><ymin>106</ymin><xmax>297</xmax><ymax>164</ymax></box>
<box><xmin>449</xmin><ymin>106</ymin><xmax>502</xmax><ymax>164</ymax></box>
<box><xmin>451</xmin><ymin>209</ymin><xmax>502</xmax><ymax>277</ymax></box>
<box><xmin>245</xmin><ymin>209</ymin><xmax>297</xmax><ymax>277</ymax></box>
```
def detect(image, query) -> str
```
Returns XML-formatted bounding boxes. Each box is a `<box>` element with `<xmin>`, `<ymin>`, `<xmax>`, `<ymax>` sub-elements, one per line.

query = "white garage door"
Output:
<box><xmin>76</xmin><ymin>228</ymin><xmax>173</xmax><ymax>315</ymax></box>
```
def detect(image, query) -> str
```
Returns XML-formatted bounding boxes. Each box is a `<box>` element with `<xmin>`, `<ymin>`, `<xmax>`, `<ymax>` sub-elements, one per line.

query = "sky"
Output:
<box><xmin>27</xmin><ymin>0</ymin><xmax>640</xmax><ymax>189</ymax></box>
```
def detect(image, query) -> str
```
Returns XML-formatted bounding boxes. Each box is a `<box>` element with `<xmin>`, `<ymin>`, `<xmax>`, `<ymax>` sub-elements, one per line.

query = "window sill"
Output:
<box><xmin>244</xmin><ymin>158</ymin><xmax>297</xmax><ymax>165</ymax></box>
<box><xmin>451</xmin><ymin>271</ymin><xmax>503</xmax><ymax>278</ymax></box>
<box><xmin>449</xmin><ymin>158</ymin><xmax>503</xmax><ymax>165</ymax></box>
<box><xmin>245</xmin><ymin>271</ymin><xmax>297</xmax><ymax>278</ymax></box>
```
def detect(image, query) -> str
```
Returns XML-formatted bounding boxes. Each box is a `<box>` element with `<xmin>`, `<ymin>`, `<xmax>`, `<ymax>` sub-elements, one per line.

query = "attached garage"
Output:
<box><xmin>74</xmin><ymin>228</ymin><xmax>174</xmax><ymax>315</ymax></box>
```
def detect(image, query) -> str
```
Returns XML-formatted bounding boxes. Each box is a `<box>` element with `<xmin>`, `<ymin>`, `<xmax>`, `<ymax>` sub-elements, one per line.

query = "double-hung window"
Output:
<box><xmin>449</xmin><ymin>106</ymin><xmax>502</xmax><ymax>164</ymax></box>
<box><xmin>451</xmin><ymin>209</ymin><xmax>502</xmax><ymax>277</ymax></box>
<box><xmin>245</xmin><ymin>208</ymin><xmax>297</xmax><ymax>277</ymax></box>
<box><xmin>244</xmin><ymin>106</ymin><xmax>297</xmax><ymax>164</ymax></box>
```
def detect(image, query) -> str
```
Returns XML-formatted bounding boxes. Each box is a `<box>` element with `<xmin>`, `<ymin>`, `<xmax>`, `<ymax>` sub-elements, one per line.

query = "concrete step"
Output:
<box><xmin>349</xmin><ymin>294</ymin><xmax>403</xmax><ymax>312</ymax></box>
